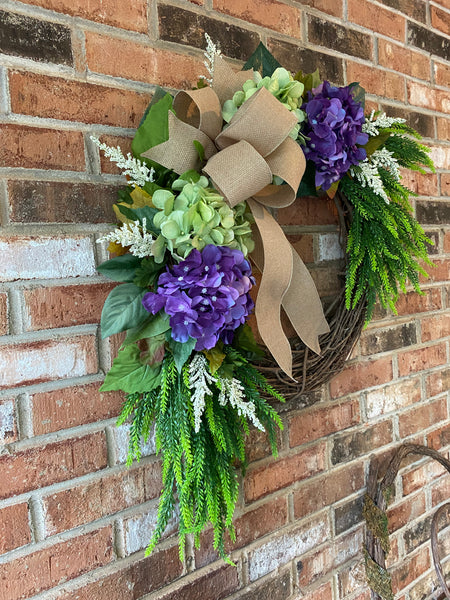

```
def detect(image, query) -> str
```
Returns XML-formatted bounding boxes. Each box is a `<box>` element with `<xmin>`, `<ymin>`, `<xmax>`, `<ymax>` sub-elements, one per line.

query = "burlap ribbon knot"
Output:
<box><xmin>142</xmin><ymin>57</ymin><xmax>329</xmax><ymax>379</ymax></box>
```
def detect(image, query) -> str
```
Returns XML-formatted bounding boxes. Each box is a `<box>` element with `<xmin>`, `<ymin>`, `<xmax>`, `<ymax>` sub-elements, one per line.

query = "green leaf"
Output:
<box><xmin>137</xmin><ymin>86</ymin><xmax>170</xmax><ymax>128</ymax></box>
<box><xmin>132</xmin><ymin>93</ymin><xmax>173</xmax><ymax>160</ymax></box>
<box><xmin>100</xmin><ymin>344</ymin><xmax>161</xmax><ymax>393</ymax></box>
<box><xmin>349</xmin><ymin>82</ymin><xmax>365</xmax><ymax>109</ymax></box>
<box><xmin>101</xmin><ymin>283</ymin><xmax>149</xmax><ymax>339</ymax></box>
<box><xmin>133</xmin><ymin>257</ymin><xmax>164</xmax><ymax>288</ymax></box>
<box><xmin>97</xmin><ymin>255</ymin><xmax>142</xmax><ymax>282</ymax></box>
<box><xmin>115</xmin><ymin>205</ymin><xmax>159</xmax><ymax>232</ymax></box>
<box><xmin>204</xmin><ymin>345</ymin><xmax>226</xmax><ymax>375</ymax></box>
<box><xmin>364</xmin><ymin>132</ymin><xmax>391</xmax><ymax>159</ymax></box>
<box><xmin>123</xmin><ymin>311</ymin><xmax>171</xmax><ymax>345</ymax></box>
<box><xmin>168</xmin><ymin>337</ymin><xmax>196</xmax><ymax>372</ymax></box>
<box><xmin>298</xmin><ymin>160</ymin><xmax>319</xmax><ymax>197</ymax></box>
<box><xmin>294</xmin><ymin>68</ymin><xmax>321</xmax><ymax>94</ymax></box>
<box><xmin>193</xmin><ymin>140</ymin><xmax>205</xmax><ymax>163</ymax></box>
<box><xmin>242</xmin><ymin>42</ymin><xmax>282</xmax><ymax>77</ymax></box>
<box><xmin>233</xmin><ymin>323</ymin><xmax>264</xmax><ymax>357</ymax></box>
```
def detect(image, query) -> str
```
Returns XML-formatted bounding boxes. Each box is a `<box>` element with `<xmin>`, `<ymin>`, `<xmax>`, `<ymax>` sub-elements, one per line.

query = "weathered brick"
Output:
<box><xmin>23</xmin><ymin>0</ymin><xmax>147</xmax><ymax>32</ymax></box>
<box><xmin>421</xmin><ymin>313</ymin><xmax>450</xmax><ymax>342</ymax></box>
<box><xmin>395</xmin><ymin>288</ymin><xmax>442</xmax><ymax>316</ymax></box>
<box><xmin>417</xmin><ymin>201</ymin><xmax>450</xmax><ymax>225</ymax></box>
<box><xmin>381</xmin><ymin>105</ymin><xmax>435</xmax><ymax>138</ymax></box>
<box><xmin>0</xmin><ymin>236</ymin><xmax>96</xmax><ymax>282</ymax></box>
<box><xmin>0</xmin><ymin>335</ymin><xmax>98</xmax><ymax>390</ymax></box>
<box><xmin>400</xmin><ymin>170</ymin><xmax>438</xmax><ymax>196</ymax></box>
<box><xmin>229</xmin><ymin>570</ymin><xmax>291</xmax><ymax>600</ymax></box>
<box><xmin>248</xmin><ymin>516</ymin><xmax>329</xmax><ymax>581</ymax></box>
<box><xmin>348</xmin><ymin>0</ymin><xmax>406</xmax><ymax>41</ymax></box>
<box><xmin>330</xmin><ymin>356</ymin><xmax>393</xmax><ymax>398</ymax></box>
<box><xmin>408</xmin><ymin>22</ymin><xmax>450</xmax><ymax>61</ymax></box>
<box><xmin>378</xmin><ymin>0</ymin><xmax>426</xmax><ymax>22</ymax></box>
<box><xmin>293</xmin><ymin>463</ymin><xmax>364</xmax><ymax>519</ymax></box>
<box><xmin>0</xmin><ymin>397</ymin><xmax>17</xmax><ymax>445</ymax></box>
<box><xmin>0</xmin><ymin>10</ymin><xmax>72</xmax><ymax>65</ymax></box>
<box><xmin>32</xmin><ymin>382</ymin><xmax>122</xmax><ymax>435</ymax></box>
<box><xmin>156</xmin><ymin>564</ymin><xmax>239</xmax><ymax>600</ymax></box>
<box><xmin>442</xmin><ymin>173</ymin><xmax>450</xmax><ymax>198</ymax></box>
<box><xmin>365</xmin><ymin>378</ymin><xmax>421</xmax><ymax>419</ymax></box>
<box><xmin>268</xmin><ymin>39</ymin><xmax>344</xmax><ymax>84</ymax></box>
<box><xmin>402</xmin><ymin>458</ymin><xmax>447</xmax><ymax>495</ymax></box>
<box><xmin>123</xmin><ymin>503</ymin><xmax>177</xmax><ymax>556</ymax></box>
<box><xmin>360</xmin><ymin>322</ymin><xmax>417</xmax><ymax>355</ymax></box>
<box><xmin>437</xmin><ymin>118</ymin><xmax>450</xmax><ymax>142</ymax></box>
<box><xmin>159</xmin><ymin>5</ymin><xmax>260</xmax><ymax>61</ymax></box>
<box><xmin>391</xmin><ymin>547</ymin><xmax>430</xmax><ymax>593</ymax></box>
<box><xmin>408</xmin><ymin>573</ymin><xmax>441</xmax><ymax>600</ymax></box>
<box><xmin>347</xmin><ymin>62</ymin><xmax>405</xmax><ymax>102</ymax></box>
<box><xmin>214</xmin><ymin>0</ymin><xmax>301</xmax><ymax>36</ymax></box>
<box><xmin>331</xmin><ymin>421</ymin><xmax>393</xmax><ymax>465</ymax></box>
<box><xmin>435</xmin><ymin>61</ymin><xmax>450</xmax><ymax>88</ymax></box>
<box><xmin>8</xmin><ymin>181</ymin><xmax>119</xmax><ymax>224</ymax></box>
<box><xmin>300</xmin><ymin>581</ymin><xmax>333</xmax><ymax>600</ymax></box>
<box><xmin>337</xmin><ymin>560</ymin><xmax>367</xmax><ymax>597</ymax></box>
<box><xmin>244</xmin><ymin>442</ymin><xmax>326</xmax><ymax>502</ymax></box>
<box><xmin>98</xmin><ymin>135</ymin><xmax>132</xmax><ymax>175</ymax></box>
<box><xmin>431</xmin><ymin>5</ymin><xmax>450</xmax><ymax>36</ymax></box>
<box><xmin>0</xmin><ymin>431</ymin><xmax>107</xmax><ymax>499</ymax></box>
<box><xmin>299</xmin><ymin>0</ymin><xmax>342</xmax><ymax>17</ymax></box>
<box><xmin>289</xmin><ymin>399</ymin><xmax>360</xmax><ymax>447</ymax></box>
<box><xmin>427</xmin><ymin>423</ymin><xmax>450</xmax><ymax>450</ymax></box>
<box><xmin>23</xmin><ymin>282</ymin><xmax>115</xmax><ymax>331</ymax></box>
<box><xmin>0</xmin><ymin>124</ymin><xmax>85</xmax><ymax>171</ymax></box>
<box><xmin>397</xmin><ymin>343</ymin><xmax>447</xmax><ymax>377</ymax></box>
<box><xmin>57</xmin><ymin>545</ymin><xmax>183</xmax><ymax>600</ymax></box>
<box><xmin>429</xmin><ymin>146</ymin><xmax>450</xmax><ymax>171</ymax></box>
<box><xmin>387</xmin><ymin>492</ymin><xmax>426</xmax><ymax>532</ymax></box>
<box><xmin>378</xmin><ymin>39</ymin><xmax>430</xmax><ymax>79</ymax></box>
<box><xmin>0</xmin><ymin>503</ymin><xmax>30</xmax><ymax>555</ymax></box>
<box><xmin>0</xmin><ymin>527</ymin><xmax>113</xmax><ymax>600</ymax></box>
<box><xmin>308</xmin><ymin>15</ymin><xmax>373</xmax><ymax>60</ymax></box>
<box><xmin>0</xmin><ymin>293</ymin><xmax>7</xmax><ymax>336</ymax></box>
<box><xmin>278</xmin><ymin>195</ymin><xmax>339</xmax><ymax>226</ymax></box>
<box><xmin>9</xmin><ymin>71</ymin><xmax>151</xmax><ymax>128</ymax></box>
<box><xmin>86</xmin><ymin>33</ymin><xmax>204</xmax><ymax>90</ymax></box>
<box><xmin>399</xmin><ymin>397</ymin><xmax>447</xmax><ymax>437</ymax></box>
<box><xmin>431</xmin><ymin>473</ymin><xmax>450</xmax><ymax>506</ymax></box>
<box><xmin>335</xmin><ymin>495</ymin><xmax>365</xmax><ymax>535</ymax></box>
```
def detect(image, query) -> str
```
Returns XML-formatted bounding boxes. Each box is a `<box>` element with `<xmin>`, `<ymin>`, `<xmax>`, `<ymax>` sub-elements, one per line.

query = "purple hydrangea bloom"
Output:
<box><xmin>302</xmin><ymin>81</ymin><xmax>369</xmax><ymax>191</ymax></box>
<box><xmin>142</xmin><ymin>245</ymin><xmax>255</xmax><ymax>351</ymax></box>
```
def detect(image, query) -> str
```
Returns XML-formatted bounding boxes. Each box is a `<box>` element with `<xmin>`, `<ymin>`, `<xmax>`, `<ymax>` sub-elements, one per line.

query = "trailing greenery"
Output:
<box><xmin>117</xmin><ymin>349</ymin><xmax>284</xmax><ymax>563</ymax></box>
<box><xmin>342</xmin><ymin>124</ymin><xmax>435</xmax><ymax>322</ymax></box>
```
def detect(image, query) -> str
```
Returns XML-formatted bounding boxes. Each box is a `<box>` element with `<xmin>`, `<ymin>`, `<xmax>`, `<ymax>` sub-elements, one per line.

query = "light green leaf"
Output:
<box><xmin>97</xmin><ymin>255</ymin><xmax>142</xmax><ymax>282</ymax></box>
<box><xmin>101</xmin><ymin>283</ymin><xmax>149</xmax><ymax>339</ymax></box>
<box><xmin>169</xmin><ymin>337</ymin><xmax>196</xmax><ymax>372</ymax></box>
<box><xmin>131</xmin><ymin>93</ymin><xmax>173</xmax><ymax>160</ymax></box>
<box><xmin>100</xmin><ymin>344</ymin><xmax>161</xmax><ymax>393</ymax></box>
<box><xmin>123</xmin><ymin>311</ymin><xmax>171</xmax><ymax>345</ymax></box>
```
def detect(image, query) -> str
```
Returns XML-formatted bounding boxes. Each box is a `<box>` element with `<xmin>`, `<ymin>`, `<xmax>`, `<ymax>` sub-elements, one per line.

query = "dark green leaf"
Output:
<box><xmin>101</xmin><ymin>283</ymin><xmax>149</xmax><ymax>339</ymax></box>
<box><xmin>294</xmin><ymin>68</ymin><xmax>321</xmax><ymax>95</ymax></box>
<box><xmin>132</xmin><ymin>93</ymin><xmax>173</xmax><ymax>159</ymax></box>
<box><xmin>349</xmin><ymin>82</ymin><xmax>365</xmax><ymax>110</ymax></box>
<box><xmin>233</xmin><ymin>324</ymin><xmax>264</xmax><ymax>357</ymax></box>
<box><xmin>242</xmin><ymin>42</ymin><xmax>282</xmax><ymax>77</ymax></box>
<box><xmin>137</xmin><ymin>86</ymin><xmax>170</xmax><ymax>128</ymax></box>
<box><xmin>168</xmin><ymin>337</ymin><xmax>196</xmax><ymax>372</ymax></box>
<box><xmin>133</xmin><ymin>257</ymin><xmax>164</xmax><ymax>288</ymax></box>
<box><xmin>298</xmin><ymin>160</ymin><xmax>319</xmax><ymax>197</ymax></box>
<box><xmin>115</xmin><ymin>205</ymin><xmax>159</xmax><ymax>233</ymax></box>
<box><xmin>97</xmin><ymin>255</ymin><xmax>142</xmax><ymax>282</ymax></box>
<box><xmin>100</xmin><ymin>344</ymin><xmax>161</xmax><ymax>393</ymax></box>
<box><xmin>193</xmin><ymin>140</ymin><xmax>205</xmax><ymax>163</ymax></box>
<box><xmin>123</xmin><ymin>311</ymin><xmax>171</xmax><ymax>345</ymax></box>
<box><xmin>364</xmin><ymin>132</ymin><xmax>391</xmax><ymax>159</ymax></box>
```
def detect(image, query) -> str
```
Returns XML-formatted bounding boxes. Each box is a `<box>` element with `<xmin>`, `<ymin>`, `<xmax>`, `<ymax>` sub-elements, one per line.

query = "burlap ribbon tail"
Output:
<box><xmin>142</xmin><ymin>57</ymin><xmax>329</xmax><ymax>379</ymax></box>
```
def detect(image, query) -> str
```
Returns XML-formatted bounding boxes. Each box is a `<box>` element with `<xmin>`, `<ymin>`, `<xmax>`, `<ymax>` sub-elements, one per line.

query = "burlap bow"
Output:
<box><xmin>142</xmin><ymin>57</ymin><xmax>329</xmax><ymax>379</ymax></box>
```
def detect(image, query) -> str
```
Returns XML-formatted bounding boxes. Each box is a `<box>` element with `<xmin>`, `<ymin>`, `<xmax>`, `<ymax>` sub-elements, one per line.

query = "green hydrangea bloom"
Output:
<box><xmin>151</xmin><ymin>174</ymin><xmax>254</xmax><ymax>263</ymax></box>
<box><xmin>222</xmin><ymin>68</ymin><xmax>306</xmax><ymax>141</ymax></box>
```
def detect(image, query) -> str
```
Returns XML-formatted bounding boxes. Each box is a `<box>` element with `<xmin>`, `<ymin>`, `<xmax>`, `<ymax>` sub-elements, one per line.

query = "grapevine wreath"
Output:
<box><xmin>94</xmin><ymin>38</ymin><xmax>434</xmax><ymax>562</ymax></box>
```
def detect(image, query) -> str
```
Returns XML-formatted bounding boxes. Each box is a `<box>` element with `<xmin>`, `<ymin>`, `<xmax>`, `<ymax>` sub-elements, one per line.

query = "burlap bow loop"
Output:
<box><xmin>141</xmin><ymin>57</ymin><xmax>330</xmax><ymax>379</ymax></box>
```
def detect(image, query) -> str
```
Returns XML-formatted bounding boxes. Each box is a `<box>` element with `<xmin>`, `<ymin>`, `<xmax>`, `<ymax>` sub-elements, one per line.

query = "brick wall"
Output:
<box><xmin>0</xmin><ymin>1</ymin><xmax>449</xmax><ymax>599</ymax></box>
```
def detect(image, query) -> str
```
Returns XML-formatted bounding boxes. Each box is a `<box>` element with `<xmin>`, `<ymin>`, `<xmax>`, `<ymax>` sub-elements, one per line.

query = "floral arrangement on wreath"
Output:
<box><xmin>93</xmin><ymin>36</ymin><xmax>434</xmax><ymax>563</ymax></box>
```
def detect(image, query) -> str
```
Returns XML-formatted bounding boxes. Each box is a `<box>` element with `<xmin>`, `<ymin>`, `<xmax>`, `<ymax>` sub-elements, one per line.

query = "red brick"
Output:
<box><xmin>427</xmin><ymin>423</ymin><xmax>450</xmax><ymax>450</ymax></box>
<box><xmin>329</xmin><ymin>356</ymin><xmax>393</xmax><ymax>398</ymax></box>
<box><xmin>32</xmin><ymin>382</ymin><xmax>123</xmax><ymax>435</ymax></box>
<box><xmin>431</xmin><ymin>473</ymin><xmax>450</xmax><ymax>506</ymax></box>
<box><xmin>23</xmin><ymin>282</ymin><xmax>115</xmax><ymax>331</ymax></box>
<box><xmin>347</xmin><ymin>62</ymin><xmax>405</xmax><ymax>102</ymax></box>
<box><xmin>244</xmin><ymin>442</ymin><xmax>326</xmax><ymax>502</ymax></box>
<box><xmin>310</xmin><ymin>266</ymin><xmax>342</xmax><ymax>298</ymax></box>
<box><xmin>214</xmin><ymin>0</ymin><xmax>301</xmax><ymax>36</ymax></box>
<box><xmin>402</xmin><ymin>457</ymin><xmax>447</xmax><ymax>496</ymax></box>
<box><xmin>400</xmin><ymin>170</ymin><xmax>438</xmax><ymax>196</ymax></box>
<box><xmin>293</xmin><ymin>463</ymin><xmax>364</xmax><ymax>519</ymax></box>
<box><xmin>289</xmin><ymin>399</ymin><xmax>360</xmax><ymax>447</ymax></box>
<box><xmin>287</xmin><ymin>234</ymin><xmax>315</xmax><ymax>264</ymax></box>
<box><xmin>348</xmin><ymin>0</ymin><xmax>406</xmax><ymax>41</ymax></box>
<box><xmin>331</xmin><ymin>421</ymin><xmax>393</xmax><ymax>464</ymax></box>
<box><xmin>244</xmin><ymin>425</ymin><xmax>283</xmax><ymax>463</ymax></box>
<box><xmin>23</xmin><ymin>0</ymin><xmax>147</xmax><ymax>32</ymax></box>
<box><xmin>395</xmin><ymin>288</ymin><xmax>442</xmax><ymax>315</ymax></box>
<box><xmin>388</xmin><ymin>492</ymin><xmax>426</xmax><ymax>533</ymax></box>
<box><xmin>0</xmin><ymin>527</ymin><xmax>113</xmax><ymax>600</ymax></box>
<box><xmin>85</xmin><ymin>33</ymin><xmax>204</xmax><ymax>90</ymax></box>
<box><xmin>0</xmin><ymin>124</ymin><xmax>84</xmax><ymax>171</ymax></box>
<box><xmin>0</xmin><ymin>335</ymin><xmax>98</xmax><ymax>390</ymax></box>
<box><xmin>0</xmin><ymin>432</ymin><xmax>107</xmax><ymax>499</ymax></box>
<box><xmin>397</xmin><ymin>343</ymin><xmax>446</xmax><ymax>376</ymax></box>
<box><xmin>9</xmin><ymin>71</ymin><xmax>151</xmax><ymax>129</ymax></box>
<box><xmin>0</xmin><ymin>293</ymin><xmax>8</xmax><ymax>335</ymax></box>
<box><xmin>391</xmin><ymin>547</ymin><xmax>430</xmax><ymax>593</ymax></box>
<box><xmin>337</xmin><ymin>560</ymin><xmax>366</xmax><ymax>597</ymax></box>
<box><xmin>421</xmin><ymin>313</ymin><xmax>450</xmax><ymax>341</ymax></box>
<box><xmin>277</xmin><ymin>195</ymin><xmax>339</xmax><ymax>226</ymax></box>
<box><xmin>56</xmin><ymin>545</ymin><xmax>183</xmax><ymax>600</ymax></box>
<box><xmin>156</xmin><ymin>564</ymin><xmax>239</xmax><ymax>600</ymax></box>
<box><xmin>408</xmin><ymin>81</ymin><xmax>450</xmax><ymax>113</ymax></box>
<box><xmin>299</xmin><ymin>581</ymin><xmax>333</xmax><ymax>600</ymax></box>
<box><xmin>432</xmin><ymin>5</ymin><xmax>450</xmax><ymax>35</ymax></box>
<box><xmin>445</xmin><ymin>230</ymin><xmax>450</xmax><ymax>250</ymax></box>
<box><xmin>98</xmin><ymin>134</ymin><xmax>133</xmax><ymax>175</ymax></box>
<box><xmin>299</xmin><ymin>0</ymin><xmax>342</xmax><ymax>16</ymax></box>
<box><xmin>378</xmin><ymin>39</ymin><xmax>430</xmax><ymax>80</ymax></box>
<box><xmin>435</xmin><ymin>61</ymin><xmax>450</xmax><ymax>88</ymax></box>
<box><xmin>399</xmin><ymin>397</ymin><xmax>447</xmax><ymax>437</ymax></box>
<box><xmin>421</xmin><ymin>259</ymin><xmax>450</xmax><ymax>283</ymax></box>
<box><xmin>437</xmin><ymin>118</ymin><xmax>450</xmax><ymax>141</ymax></box>
<box><xmin>43</xmin><ymin>463</ymin><xmax>160</xmax><ymax>535</ymax></box>
<box><xmin>0</xmin><ymin>503</ymin><xmax>30</xmax><ymax>555</ymax></box>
